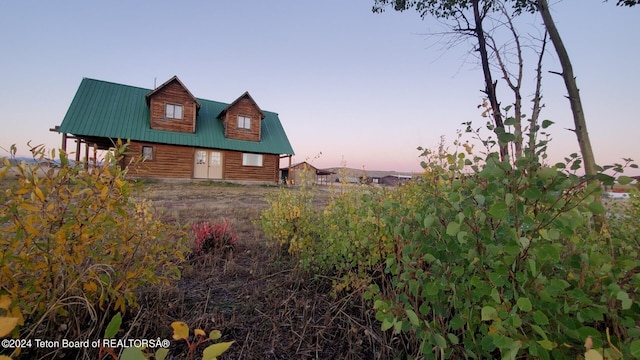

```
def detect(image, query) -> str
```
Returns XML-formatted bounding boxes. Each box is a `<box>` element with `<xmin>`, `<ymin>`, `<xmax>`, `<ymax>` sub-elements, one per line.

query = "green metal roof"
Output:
<box><xmin>57</xmin><ymin>78</ymin><xmax>294</xmax><ymax>155</ymax></box>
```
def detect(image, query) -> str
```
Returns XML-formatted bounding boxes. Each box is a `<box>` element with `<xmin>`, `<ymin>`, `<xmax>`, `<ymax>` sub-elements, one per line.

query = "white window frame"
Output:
<box><xmin>142</xmin><ymin>146</ymin><xmax>154</xmax><ymax>161</ymax></box>
<box><xmin>242</xmin><ymin>153</ymin><xmax>263</xmax><ymax>167</ymax></box>
<box><xmin>165</xmin><ymin>103</ymin><xmax>183</xmax><ymax>120</ymax></box>
<box><xmin>237</xmin><ymin>115</ymin><xmax>251</xmax><ymax>129</ymax></box>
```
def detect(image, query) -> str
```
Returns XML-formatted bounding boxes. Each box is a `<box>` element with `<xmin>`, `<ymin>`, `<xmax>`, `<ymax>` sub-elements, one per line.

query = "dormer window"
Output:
<box><xmin>165</xmin><ymin>103</ymin><xmax>183</xmax><ymax>120</ymax></box>
<box><xmin>237</xmin><ymin>115</ymin><xmax>251</xmax><ymax>129</ymax></box>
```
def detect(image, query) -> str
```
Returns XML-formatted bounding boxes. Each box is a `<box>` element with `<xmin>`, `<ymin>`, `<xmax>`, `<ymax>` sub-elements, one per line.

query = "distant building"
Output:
<box><xmin>380</xmin><ymin>174</ymin><xmax>413</xmax><ymax>186</ymax></box>
<box><xmin>280</xmin><ymin>161</ymin><xmax>335</xmax><ymax>185</ymax></box>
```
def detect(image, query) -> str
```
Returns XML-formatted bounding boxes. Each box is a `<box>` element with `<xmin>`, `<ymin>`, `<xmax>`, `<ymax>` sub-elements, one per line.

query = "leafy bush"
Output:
<box><xmin>369</xmin><ymin>145</ymin><xmax>639</xmax><ymax>358</ymax></box>
<box><xmin>259</xmin><ymin>183</ymin><xmax>317</xmax><ymax>257</ymax></box>
<box><xmin>0</xmin><ymin>143</ymin><xmax>187</xmax><ymax>355</ymax></box>
<box><xmin>190</xmin><ymin>219</ymin><xmax>238</xmax><ymax>256</ymax></box>
<box><xmin>260</xmin><ymin>125</ymin><xmax>640</xmax><ymax>358</ymax></box>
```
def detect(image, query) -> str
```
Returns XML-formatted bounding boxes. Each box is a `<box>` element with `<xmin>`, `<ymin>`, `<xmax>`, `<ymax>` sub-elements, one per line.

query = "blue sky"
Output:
<box><xmin>1</xmin><ymin>1</ymin><xmax>638</xmax><ymax>174</ymax></box>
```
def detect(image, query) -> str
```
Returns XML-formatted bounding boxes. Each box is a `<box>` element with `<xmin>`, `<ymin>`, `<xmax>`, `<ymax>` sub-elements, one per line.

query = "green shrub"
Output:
<box><xmin>0</xmin><ymin>143</ymin><xmax>187</xmax><ymax>354</ymax></box>
<box><xmin>259</xmin><ymin>125</ymin><xmax>640</xmax><ymax>358</ymax></box>
<box><xmin>365</xmin><ymin>143</ymin><xmax>640</xmax><ymax>359</ymax></box>
<box><xmin>259</xmin><ymin>181</ymin><xmax>317</xmax><ymax>258</ymax></box>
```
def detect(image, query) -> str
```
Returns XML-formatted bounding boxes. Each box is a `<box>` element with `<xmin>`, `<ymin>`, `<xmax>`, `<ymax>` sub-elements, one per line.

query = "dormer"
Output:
<box><xmin>146</xmin><ymin>76</ymin><xmax>200</xmax><ymax>133</ymax></box>
<box><xmin>218</xmin><ymin>92</ymin><xmax>264</xmax><ymax>142</ymax></box>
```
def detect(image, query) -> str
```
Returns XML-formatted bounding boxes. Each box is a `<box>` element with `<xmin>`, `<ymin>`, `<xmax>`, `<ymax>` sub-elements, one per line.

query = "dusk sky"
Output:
<box><xmin>1</xmin><ymin>1</ymin><xmax>638</xmax><ymax>175</ymax></box>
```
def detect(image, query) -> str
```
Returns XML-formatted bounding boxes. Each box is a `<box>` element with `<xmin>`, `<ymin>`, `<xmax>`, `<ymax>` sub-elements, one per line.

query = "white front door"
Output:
<box><xmin>208</xmin><ymin>151</ymin><xmax>222</xmax><ymax>179</ymax></box>
<box><xmin>194</xmin><ymin>149</ymin><xmax>222</xmax><ymax>179</ymax></box>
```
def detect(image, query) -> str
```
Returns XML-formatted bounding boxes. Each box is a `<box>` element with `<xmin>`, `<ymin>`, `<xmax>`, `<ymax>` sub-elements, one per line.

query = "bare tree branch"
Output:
<box><xmin>529</xmin><ymin>29</ymin><xmax>548</xmax><ymax>152</ymax></box>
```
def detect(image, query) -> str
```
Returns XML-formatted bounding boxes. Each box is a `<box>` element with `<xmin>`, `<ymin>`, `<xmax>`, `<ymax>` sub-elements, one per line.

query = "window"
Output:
<box><xmin>242</xmin><ymin>153</ymin><xmax>263</xmax><ymax>167</ymax></box>
<box><xmin>237</xmin><ymin>115</ymin><xmax>251</xmax><ymax>129</ymax></box>
<box><xmin>165</xmin><ymin>103</ymin><xmax>183</xmax><ymax>119</ymax></box>
<box><xmin>142</xmin><ymin>146</ymin><xmax>154</xmax><ymax>160</ymax></box>
<box><xmin>210</xmin><ymin>152</ymin><xmax>221</xmax><ymax>166</ymax></box>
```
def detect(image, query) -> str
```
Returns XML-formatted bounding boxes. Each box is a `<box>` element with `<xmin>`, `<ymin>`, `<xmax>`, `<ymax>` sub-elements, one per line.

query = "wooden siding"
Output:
<box><xmin>123</xmin><ymin>142</ymin><xmax>279</xmax><ymax>183</ymax></box>
<box><xmin>124</xmin><ymin>142</ymin><xmax>194</xmax><ymax>178</ymax></box>
<box><xmin>149</xmin><ymin>81</ymin><xmax>197</xmax><ymax>133</ymax></box>
<box><xmin>289</xmin><ymin>162</ymin><xmax>318</xmax><ymax>185</ymax></box>
<box><xmin>223</xmin><ymin>97</ymin><xmax>262</xmax><ymax>142</ymax></box>
<box><xmin>223</xmin><ymin>152</ymin><xmax>278</xmax><ymax>182</ymax></box>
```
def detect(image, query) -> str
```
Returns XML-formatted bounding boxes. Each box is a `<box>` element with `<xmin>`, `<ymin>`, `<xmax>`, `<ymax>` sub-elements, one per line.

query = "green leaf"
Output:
<box><xmin>537</xmin><ymin>245</ymin><xmax>560</xmax><ymax>263</ymax></box>
<box><xmin>432</xmin><ymin>333</ymin><xmax>447</xmax><ymax>349</ymax></box>
<box><xmin>202</xmin><ymin>341</ymin><xmax>234</xmax><ymax>360</ymax></box>
<box><xmin>588</xmin><ymin>201</ymin><xmax>606</xmax><ymax>215</ymax></box>
<box><xmin>394</xmin><ymin>320</ymin><xmax>403</xmax><ymax>333</ymax></box>
<box><xmin>537</xmin><ymin>339</ymin><xmax>555</xmax><ymax>351</ymax></box>
<box><xmin>542</xmin><ymin>120</ymin><xmax>554</xmax><ymax>129</ymax></box>
<box><xmin>155</xmin><ymin>348</ymin><xmax>169</xmax><ymax>360</ymax></box>
<box><xmin>533</xmin><ymin>310</ymin><xmax>549</xmax><ymax>325</ymax></box>
<box><xmin>517</xmin><ymin>297</ymin><xmax>532</xmax><ymax>312</ymax></box>
<box><xmin>423</xmin><ymin>215</ymin><xmax>435</xmax><ymax>228</ymax></box>
<box><xmin>498</xmin><ymin>132</ymin><xmax>516</xmax><ymax>144</ymax></box>
<box><xmin>446</xmin><ymin>222</ymin><xmax>460</xmax><ymax>236</ymax></box>
<box><xmin>630</xmin><ymin>339</ymin><xmax>640</xmax><ymax>358</ymax></box>
<box><xmin>104</xmin><ymin>312</ymin><xmax>122</xmax><ymax>339</ymax></box>
<box><xmin>381</xmin><ymin>318</ymin><xmax>394</xmax><ymax>331</ymax></box>
<box><xmin>447</xmin><ymin>333</ymin><xmax>459</xmax><ymax>345</ymax></box>
<box><xmin>531</xmin><ymin>324</ymin><xmax>548</xmax><ymax>340</ymax></box>
<box><xmin>488</xmin><ymin>203</ymin><xmax>509</xmax><ymax>220</ymax></box>
<box><xmin>120</xmin><ymin>347</ymin><xmax>146</xmax><ymax>360</ymax></box>
<box><xmin>406</xmin><ymin>309</ymin><xmax>420</xmax><ymax>327</ymax></box>
<box><xmin>481</xmin><ymin>306</ymin><xmax>497</xmax><ymax>321</ymax></box>
<box><xmin>616</xmin><ymin>291</ymin><xmax>632</xmax><ymax>310</ymax></box>
<box><xmin>457</xmin><ymin>231</ymin><xmax>467</xmax><ymax>244</ymax></box>
<box><xmin>209</xmin><ymin>329</ymin><xmax>222</xmax><ymax>340</ymax></box>
<box><xmin>523</xmin><ymin>187</ymin><xmax>542</xmax><ymax>200</ymax></box>
<box><xmin>504</xmin><ymin>340</ymin><xmax>521</xmax><ymax>360</ymax></box>
<box><xmin>618</xmin><ymin>176</ymin><xmax>633</xmax><ymax>185</ymax></box>
<box><xmin>504</xmin><ymin>116</ymin><xmax>515</xmax><ymax>126</ymax></box>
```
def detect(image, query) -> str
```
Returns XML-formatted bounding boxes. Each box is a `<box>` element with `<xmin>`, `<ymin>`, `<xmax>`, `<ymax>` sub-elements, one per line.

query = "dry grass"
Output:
<box><xmin>124</xmin><ymin>181</ymin><xmax>391</xmax><ymax>359</ymax></box>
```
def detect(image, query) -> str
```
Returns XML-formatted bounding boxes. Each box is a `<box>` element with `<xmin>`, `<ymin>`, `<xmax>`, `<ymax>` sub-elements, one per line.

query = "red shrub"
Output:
<box><xmin>190</xmin><ymin>219</ymin><xmax>238</xmax><ymax>256</ymax></box>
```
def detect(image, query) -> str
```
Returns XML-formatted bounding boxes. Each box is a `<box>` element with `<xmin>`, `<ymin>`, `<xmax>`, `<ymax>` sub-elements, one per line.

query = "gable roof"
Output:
<box><xmin>57</xmin><ymin>78</ymin><xmax>294</xmax><ymax>155</ymax></box>
<box><xmin>145</xmin><ymin>75</ymin><xmax>201</xmax><ymax>109</ymax></box>
<box><xmin>218</xmin><ymin>91</ymin><xmax>265</xmax><ymax>120</ymax></box>
<box><xmin>290</xmin><ymin>161</ymin><xmax>318</xmax><ymax>171</ymax></box>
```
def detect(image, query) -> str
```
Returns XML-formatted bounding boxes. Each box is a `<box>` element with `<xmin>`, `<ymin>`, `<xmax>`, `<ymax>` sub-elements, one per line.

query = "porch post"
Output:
<box><xmin>61</xmin><ymin>133</ymin><xmax>67</xmax><ymax>152</ymax></box>
<box><xmin>75</xmin><ymin>139</ymin><xmax>81</xmax><ymax>162</ymax></box>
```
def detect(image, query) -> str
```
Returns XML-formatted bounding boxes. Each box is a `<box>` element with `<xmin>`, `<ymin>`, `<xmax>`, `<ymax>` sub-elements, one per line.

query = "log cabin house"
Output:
<box><xmin>54</xmin><ymin>76</ymin><xmax>294</xmax><ymax>183</ymax></box>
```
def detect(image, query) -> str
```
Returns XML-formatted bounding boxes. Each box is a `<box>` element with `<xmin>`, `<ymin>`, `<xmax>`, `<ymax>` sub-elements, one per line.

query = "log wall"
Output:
<box><xmin>223</xmin><ymin>151</ymin><xmax>278</xmax><ymax>183</ymax></box>
<box><xmin>149</xmin><ymin>81</ymin><xmax>197</xmax><ymax>133</ymax></box>
<box><xmin>124</xmin><ymin>142</ymin><xmax>193</xmax><ymax>178</ymax></box>
<box><xmin>124</xmin><ymin>142</ymin><xmax>279</xmax><ymax>183</ymax></box>
<box><xmin>223</xmin><ymin>97</ymin><xmax>262</xmax><ymax>142</ymax></box>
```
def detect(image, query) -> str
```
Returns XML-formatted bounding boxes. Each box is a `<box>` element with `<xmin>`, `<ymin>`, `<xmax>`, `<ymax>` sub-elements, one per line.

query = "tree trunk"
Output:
<box><xmin>472</xmin><ymin>0</ymin><xmax>508</xmax><ymax>161</ymax></box>
<box><xmin>537</xmin><ymin>0</ymin><xmax>602</xmax><ymax>231</ymax></box>
<box><xmin>537</xmin><ymin>0</ymin><xmax>597</xmax><ymax>178</ymax></box>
